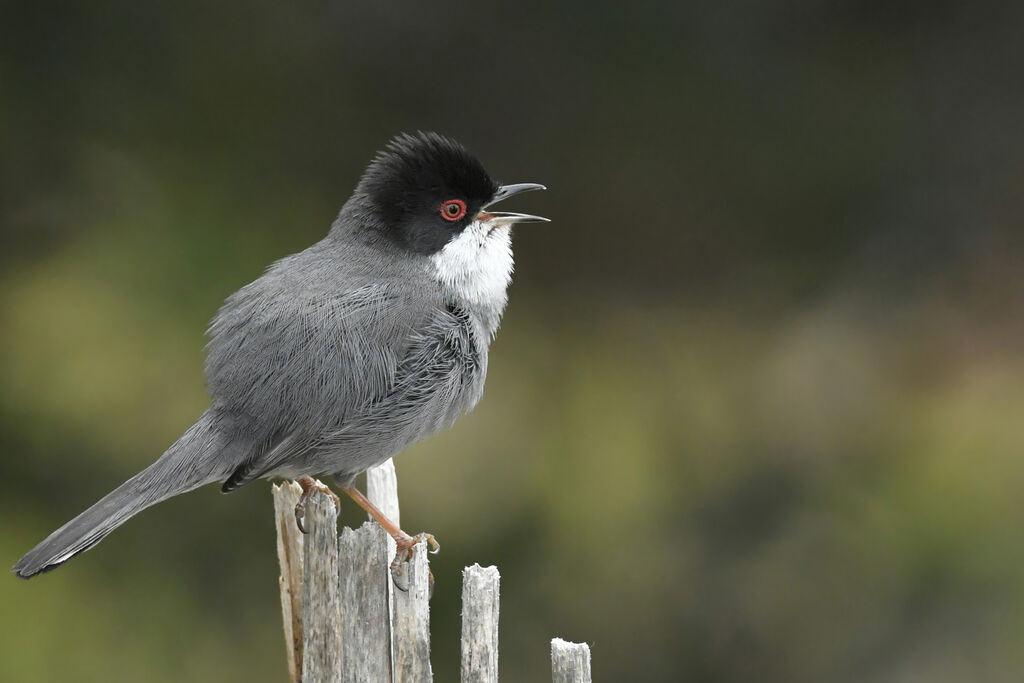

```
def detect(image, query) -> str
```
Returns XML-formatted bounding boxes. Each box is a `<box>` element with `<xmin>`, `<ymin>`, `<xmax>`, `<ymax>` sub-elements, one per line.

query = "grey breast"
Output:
<box><xmin>315</xmin><ymin>300</ymin><xmax>488</xmax><ymax>482</ymax></box>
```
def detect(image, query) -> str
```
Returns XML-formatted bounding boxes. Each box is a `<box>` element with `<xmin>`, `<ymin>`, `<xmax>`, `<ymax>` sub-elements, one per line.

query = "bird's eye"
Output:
<box><xmin>440</xmin><ymin>199</ymin><xmax>467</xmax><ymax>222</ymax></box>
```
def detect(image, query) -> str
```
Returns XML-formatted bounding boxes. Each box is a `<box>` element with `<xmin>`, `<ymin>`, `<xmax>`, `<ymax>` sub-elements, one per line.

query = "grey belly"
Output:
<box><xmin>266</xmin><ymin>305</ymin><xmax>491</xmax><ymax>485</ymax></box>
<box><xmin>277</xmin><ymin>361</ymin><xmax>487</xmax><ymax>485</ymax></box>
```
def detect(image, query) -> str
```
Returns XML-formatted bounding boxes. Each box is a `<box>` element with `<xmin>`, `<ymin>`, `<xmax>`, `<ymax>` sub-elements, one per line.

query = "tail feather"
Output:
<box><xmin>13</xmin><ymin>410</ymin><xmax>233</xmax><ymax>578</ymax></box>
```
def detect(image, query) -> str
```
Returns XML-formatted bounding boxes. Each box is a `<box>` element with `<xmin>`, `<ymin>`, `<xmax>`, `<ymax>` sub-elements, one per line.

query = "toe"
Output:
<box><xmin>391</xmin><ymin>564</ymin><xmax>410</xmax><ymax>592</ymax></box>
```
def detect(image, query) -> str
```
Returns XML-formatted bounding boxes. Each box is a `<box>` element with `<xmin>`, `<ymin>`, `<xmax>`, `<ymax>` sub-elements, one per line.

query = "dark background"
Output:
<box><xmin>3</xmin><ymin>2</ymin><xmax>1023</xmax><ymax>681</ymax></box>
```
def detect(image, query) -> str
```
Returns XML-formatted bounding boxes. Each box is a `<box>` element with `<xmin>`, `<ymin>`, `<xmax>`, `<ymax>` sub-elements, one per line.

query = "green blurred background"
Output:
<box><xmin>3</xmin><ymin>2</ymin><xmax>1024</xmax><ymax>681</ymax></box>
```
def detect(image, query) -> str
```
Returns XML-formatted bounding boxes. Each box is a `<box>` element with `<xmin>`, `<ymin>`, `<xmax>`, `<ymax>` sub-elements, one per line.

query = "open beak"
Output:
<box><xmin>478</xmin><ymin>183</ymin><xmax>549</xmax><ymax>225</ymax></box>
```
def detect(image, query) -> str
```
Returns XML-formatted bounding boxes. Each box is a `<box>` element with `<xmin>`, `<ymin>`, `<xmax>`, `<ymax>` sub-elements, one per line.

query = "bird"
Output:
<box><xmin>13</xmin><ymin>131</ymin><xmax>547</xmax><ymax>579</ymax></box>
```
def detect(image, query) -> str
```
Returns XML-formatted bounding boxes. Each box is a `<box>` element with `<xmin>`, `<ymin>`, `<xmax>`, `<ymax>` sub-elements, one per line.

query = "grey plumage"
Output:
<box><xmin>14</xmin><ymin>132</ymin><xmax>545</xmax><ymax>578</ymax></box>
<box><xmin>14</xmin><ymin>410</ymin><xmax>239</xmax><ymax>575</ymax></box>
<box><xmin>210</xmin><ymin>230</ymin><xmax>487</xmax><ymax>490</ymax></box>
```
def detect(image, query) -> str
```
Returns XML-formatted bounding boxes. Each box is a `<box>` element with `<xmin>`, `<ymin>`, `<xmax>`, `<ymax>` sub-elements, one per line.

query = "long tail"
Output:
<box><xmin>13</xmin><ymin>409</ymin><xmax>235</xmax><ymax>578</ymax></box>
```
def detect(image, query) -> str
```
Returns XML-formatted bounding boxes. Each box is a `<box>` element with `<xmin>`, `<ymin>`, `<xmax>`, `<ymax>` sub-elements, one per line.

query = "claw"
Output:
<box><xmin>390</xmin><ymin>564</ymin><xmax>434</xmax><ymax>597</ymax></box>
<box><xmin>391</xmin><ymin>563</ymin><xmax>409</xmax><ymax>593</ymax></box>
<box><xmin>293</xmin><ymin>476</ymin><xmax>340</xmax><ymax>535</ymax></box>
<box><xmin>333</xmin><ymin>483</ymin><xmax>438</xmax><ymax>598</ymax></box>
<box><xmin>389</xmin><ymin>562</ymin><xmax>436</xmax><ymax>600</ymax></box>
<box><xmin>388</xmin><ymin>531</ymin><xmax>439</xmax><ymax>599</ymax></box>
<box><xmin>294</xmin><ymin>500</ymin><xmax>308</xmax><ymax>534</ymax></box>
<box><xmin>390</xmin><ymin>532</ymin><xmax>438</xmax><ymax>569</ymax></box>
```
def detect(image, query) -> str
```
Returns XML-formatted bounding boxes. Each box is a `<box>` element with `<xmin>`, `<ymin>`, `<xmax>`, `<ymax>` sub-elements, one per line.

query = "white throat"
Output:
<box><xmin>429</xmin><ymin>220</ymin><xmax>514</xmax><ymax>310</ymax></box>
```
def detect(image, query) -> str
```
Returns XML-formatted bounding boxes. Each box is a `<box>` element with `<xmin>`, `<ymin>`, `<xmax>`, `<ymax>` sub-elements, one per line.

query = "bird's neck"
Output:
<box><xmin>429</xmin><ymin>221</ymin><xmax>513</xmax><ymax>337</ymax></box>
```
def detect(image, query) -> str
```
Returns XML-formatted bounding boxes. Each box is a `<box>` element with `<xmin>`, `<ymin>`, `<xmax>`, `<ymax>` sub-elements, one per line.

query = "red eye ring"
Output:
<box><xmin>440</xmin><ymin>199</ymin><xmax>467</xmax><ymax>222</ymax></box>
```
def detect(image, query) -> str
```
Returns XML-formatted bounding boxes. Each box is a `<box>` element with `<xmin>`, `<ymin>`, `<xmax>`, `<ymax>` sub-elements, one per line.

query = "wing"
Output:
<box><xmin>204</xmin><ymin>249</ymin><xmax>432</xmax><ymax>488</ymax></box>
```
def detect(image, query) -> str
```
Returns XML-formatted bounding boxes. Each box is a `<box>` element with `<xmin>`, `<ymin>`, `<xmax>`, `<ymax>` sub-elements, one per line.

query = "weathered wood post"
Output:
<box><xmin>301</xmin><ymin>492</ymin><xmax>342</xmax><ymax>682</ymax></box>
<box><xmin>337</xmin><ymin>522</ymin><xmax>391</xmax><ymax>681</ymax></box>
<box><xmin>551</xmin><ymin>638</ymin><xmax>592</xmax><ymax>683</ymax></box>
<box><xmin>392</xmin><ymin>540</ymin><xmax>432</xmax><ymax>681</ymax></box>
<box><xmin>272</xmin><ymin>481</ymin><xmax>304</xmax><ymax>683</ymax></box>
<box><xmin>460</xmin><ymin>564</ymin><xmax>500</xmax><ymax>682</ymax></box>
<box><xmin>272</xmin><ymin>459</ymin><xmax>593</xmax><ymax>682</ymax></box>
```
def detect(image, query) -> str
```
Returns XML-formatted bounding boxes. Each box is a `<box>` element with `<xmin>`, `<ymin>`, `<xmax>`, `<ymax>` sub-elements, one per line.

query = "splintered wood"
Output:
<box><xmin>301</xmin><ymin>487</ymin><xmax>341</xmax><ymax>682</ymax></box>
<box><xmin>552</xmin><ymin>638</ymin><xmax>593</xmax><ymax>683</ymax></box>
<box><xmin>273</xmin><ymin>462</ymin><xmax>593</xmax><ymax>682</ymax></box>
<box><xmin>338</xmin><ymin>522</ymin><xmax>391</xmax><ymax>682</ymax></box>
<box><xmin>392</xmin><ymin>540</ymin><xmax>433</xmax><ymax>681</ymax></box>
<box><xmin>272</xmin><ymin>481</ymin><xmax>305</xmax><ymax>683</ymax></box>
<box><xmin>460</xmin><ymin>564</ymin><xmax>500</xmax><ymax>683</ymax></box>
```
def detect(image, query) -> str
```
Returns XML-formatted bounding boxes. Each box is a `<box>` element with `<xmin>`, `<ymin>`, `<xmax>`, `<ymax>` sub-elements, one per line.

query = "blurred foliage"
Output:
<box><xmin>3</xmin><ymin>1</ymin><xmax>1024</xmax><ymax>681</ymax></box>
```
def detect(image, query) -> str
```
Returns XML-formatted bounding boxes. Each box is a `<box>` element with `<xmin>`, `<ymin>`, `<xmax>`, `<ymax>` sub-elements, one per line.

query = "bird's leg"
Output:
<box><xmin>338</xmin><ymin>483</ymin><xmax>440</xmax><ymax>577</ymax></box>
<box><xmin>293</xmin><ymin>476</ymin><xmax>341</xmax><ymax>534</ymax></box>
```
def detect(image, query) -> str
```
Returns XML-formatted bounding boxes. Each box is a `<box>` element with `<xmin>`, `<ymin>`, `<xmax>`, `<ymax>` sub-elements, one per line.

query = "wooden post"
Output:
<box><xmin>274</xmin><ymin>471</ymin><xmax>592</xmax><ymax>683</ymax></box>
<box><xmin>551</xmin><ymin>638</ymin><xmax>592</xmax><ymax>683</ymax></box>
<box><xmin>367</xmin><ymin>458</ymin><xmax>400</xmax><ymax>676</ymax></box>
<box><xmin>301</xmin><ymin>488</ymin><xmax>342</xmax><ymax>682</ymax></box>
<box><xmin>392</xmin><ymin>540</ymin><xmax>433</xmax><ymax>682</ymax></box>
<box><xmin>272</xmin><ymin>482</ymin><xmax>305</xmax><ymax>683</ymax></box>
<box><xmin>460</xmin><ymin>564</ymin><xmax>500</xmax><ymax>683</ymax></box>
<box><xmin>367</xmin><ymin>458</ymin><xmax>401</xmax><ymax>528</ymax></box>
<box><xmin>338</xmin><ymin>522</ymin><xmax>392</xmax><ymax>682</ymax></box>
<box><xmin>370</xmin><ymin>460</ymin><xmax>435</xmax><ymax>680</ymax></box>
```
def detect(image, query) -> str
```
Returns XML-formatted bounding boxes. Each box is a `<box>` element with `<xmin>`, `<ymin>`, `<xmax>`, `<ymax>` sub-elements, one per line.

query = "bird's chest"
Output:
<box><xmin>430</xmin><ymin>302</ymin><xmax>488</xmax><ymax>403</ymax></box>
<box><xmin>428</xmin><ymin>223</ymin><xmax>512</xmax><ymax>321</ymax></box>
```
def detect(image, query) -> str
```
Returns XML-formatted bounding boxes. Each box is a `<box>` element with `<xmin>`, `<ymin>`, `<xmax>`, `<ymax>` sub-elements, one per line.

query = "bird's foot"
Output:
<box><xmin>293</xmin><ymin>476</ymin><xmax>340</xmax><ymax>534</ymax></box>
<box><xmin>334</xmin><ymin>483</ymin><xmax>439</xmax><ymax>595</ymax></box>
<box><xmin>390</xmin><ymin>531</ymin><xmax>440</xmax><ymax>570</ymax></box>
<box><xmin>390</xmin><ymin>531</ymin><xmax>439</xmax><ymax>596</ymax></box>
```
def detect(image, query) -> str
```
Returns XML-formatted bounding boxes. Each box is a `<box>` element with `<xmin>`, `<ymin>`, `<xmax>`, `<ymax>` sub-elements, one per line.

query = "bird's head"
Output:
<box><xmin>349</xmin><ymin>131</ymin><xmax>546</xmax><ymax>310</ymax></box>
<box><xmin>354</xmin><ymin>131</ymin><xmax>547</xmax><ymax>256</ymax></box>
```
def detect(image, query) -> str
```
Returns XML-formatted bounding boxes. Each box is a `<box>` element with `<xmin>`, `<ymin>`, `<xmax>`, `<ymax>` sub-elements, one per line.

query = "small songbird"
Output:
<box><xmin>13</xmin><ymin>132</ymin><xmax>546</xmax><ymax>578</ymax></box>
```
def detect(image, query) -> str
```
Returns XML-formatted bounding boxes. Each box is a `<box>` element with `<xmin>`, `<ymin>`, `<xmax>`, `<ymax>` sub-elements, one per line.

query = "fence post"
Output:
<box><xmin>392</xmin><ymin>540</ymin><xmax>433</xmax><ymax>681</ymax></box>
<box><xmin>300</xmin><ymin>489</ymin><xmax>342</xmax><ymax>682</ymax></box>
<box><xmin>273</xmin><ymin>471</ymin><xmax>593</xmax><ymax>683</ymax></box>
<box><xmin>367</xmin><ymin>459</ymin><xmax>401</xmax><ymax>675</ymax></box>
<box><xmin>338</xmin><ymin>522</ymin><xmax>392</xmax><ymax>682</ymax></box>
<box><xmin>551</xmin><ymin>638</ymin><xmax>592</xmax><ymax>683</ymax></box>
<box><xmin>367</xmin><ymin>458</ymin><xmax>401</xmax><ymax>528</ymax></box>
<box><xmin>272</xmin><ymin>482</ymin><xmax>305</xmax><ymax>683</ymax></box>
<box><xmin>460</xmin><ymin>564</ymin><xmax>500</xmax><ymax>683</ymax></box>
